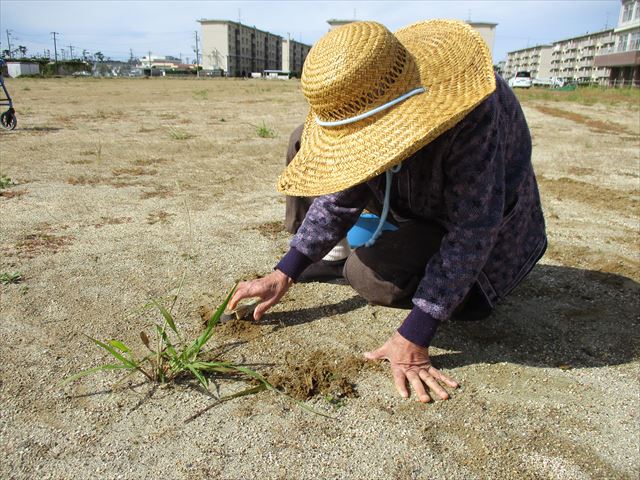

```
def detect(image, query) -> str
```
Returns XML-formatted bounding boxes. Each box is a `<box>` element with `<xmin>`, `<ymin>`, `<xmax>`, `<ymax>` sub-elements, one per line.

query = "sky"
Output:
<box><xmin>1</xmin><ymin>0</ymin><xmax>622</xmax><ymax>63</ymax></box>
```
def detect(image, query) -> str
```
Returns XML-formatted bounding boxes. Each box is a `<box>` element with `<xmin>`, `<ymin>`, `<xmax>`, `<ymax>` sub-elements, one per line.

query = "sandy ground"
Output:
<box><xmin>0</xmin><ymin>78</ymin><xmax>638</xmax><ymax>479</ymax></box>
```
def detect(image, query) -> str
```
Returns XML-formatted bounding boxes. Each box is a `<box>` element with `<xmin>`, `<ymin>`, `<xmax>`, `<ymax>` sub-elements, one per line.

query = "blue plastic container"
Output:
<box><xmin>347</xmin><ymin>213</ymin><xmax>398</xmax><ymax>248</ymax></box>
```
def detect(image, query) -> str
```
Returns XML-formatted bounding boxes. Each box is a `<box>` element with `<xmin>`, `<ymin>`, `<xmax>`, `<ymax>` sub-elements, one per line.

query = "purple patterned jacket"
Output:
<box><xmin>277</xmin><ymin>75</ymin><xmax>547</xmax><ymax>346</ymax></box>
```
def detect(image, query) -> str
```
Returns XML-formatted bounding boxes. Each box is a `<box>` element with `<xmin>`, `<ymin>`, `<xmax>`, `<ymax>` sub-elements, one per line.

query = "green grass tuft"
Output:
<box><xmin>61</xmin><ymin>284</ymin><xmax>330</xmax><ymax>419</ymax></box>
<box><xmin>168</xmin><ymin>127</ymin><xmax>195</xmax><ymax>140</ymax></box>
<box><xmin>0</xmin><ymin>175</ymin><xmax>15</xmax><ymax>189</ymax></box>
<box><xmin>60</xmin><ymin>287</ymin><xmax>276</xmax><ymax>406</ymax></box>
<box><xmin>255</xmin><ymin>121</ymin><xmax>276</xmax><ymax>138</ymax></box>
<box><xmin>193</xmin><ymin>89</ymin><xmax>208</xmax><ymax>100</ymax></box>
<box><xmin>0</xmin><ymin>272</ymin><xmax>22</xmax><ymax>284</ymax></box>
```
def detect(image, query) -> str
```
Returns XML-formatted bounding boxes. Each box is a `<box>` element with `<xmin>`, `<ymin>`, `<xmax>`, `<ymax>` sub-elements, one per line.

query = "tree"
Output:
<box><xmin>18</xmin><ymin>45</ymin><xmax>27</xmax><ymax>58</ymax></box>
<box><xmin>1</xmin><ymin>49</ymin><xmax>10</xmax><ymax>59</ymax></box>
<box><xmin>94</xmin><ymin>51</ymin><xmax>104</xmax><ymax>63</ymax></box>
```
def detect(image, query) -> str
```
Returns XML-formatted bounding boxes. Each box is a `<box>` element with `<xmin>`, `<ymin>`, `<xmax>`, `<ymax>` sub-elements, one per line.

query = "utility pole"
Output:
<box><xmin>194</xmin><ymin>31</ymin><xmax>200</xmax><ymax>77</ymax></box>
<box><xmin>148</xmin><ymin>50</ymin><xmax>152</xmax><ymax>70</ymax></box>
<box><xmin>67</xmin><ymin>45</ymin><xmax>74</xmax><ymax>59</ymax></box>
<box><xmin>5</xmin><ymin>30</ymin><xmax>12</xmax><ymax>57</ymax></box>
<box><xmin>51</xmin><ymin>32</ymin><xmax>59</xmax><ymax>74</ymax></box>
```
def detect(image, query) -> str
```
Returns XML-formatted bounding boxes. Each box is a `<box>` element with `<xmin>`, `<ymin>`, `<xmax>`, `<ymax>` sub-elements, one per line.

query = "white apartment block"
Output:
<box><xmin>282</xmin><ymin>39</ymin><xmax>311</xmax><ymax>75</ymax></box>
<box><xmin>504</xmin><ymin>45</ymin><xmax>553</xmax><ymax>79</ymax></box>
<box><xmin>595</xmin><ymin>0</ymin><xmax>640</xmax><ymax>86</ymax></box>
<box><xmin>198</xmin><ymin>19</ymin><xmax>282</xmax><ymax>76</ymax></box>
<box><xmin>550</xmin><ymin>29</ymin><xmax>615</xmax><ymax>84</ymax></box>
<box><xmin>505</xmin><ymin>0</ymin><xmax>639</xmax><ymax>86</ymax></box>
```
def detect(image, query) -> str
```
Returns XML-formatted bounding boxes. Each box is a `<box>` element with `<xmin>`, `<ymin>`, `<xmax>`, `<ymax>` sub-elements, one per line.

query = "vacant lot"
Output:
<box><xmin>1</xmin><ymin>78</ymin><xmax>638</xmax><ymax>479</ymax></box>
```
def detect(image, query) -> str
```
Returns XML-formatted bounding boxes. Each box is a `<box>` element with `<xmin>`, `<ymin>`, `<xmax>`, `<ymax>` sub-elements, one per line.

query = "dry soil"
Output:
<box><xmin>0</xmin><ymin>78</ymin><xmax>638</xmax><ymax>479</ymax></box>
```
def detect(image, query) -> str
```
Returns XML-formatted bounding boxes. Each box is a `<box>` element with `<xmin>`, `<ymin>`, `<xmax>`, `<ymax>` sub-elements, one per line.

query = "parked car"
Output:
<box><xmin>508</xmin><ymin>71</ymin><xmax>532</xmax><ymax>89</ymax></box>
<box><xmin>532</xmin><ymin>77</ymin><xmax>565</xmax><ymax>88</ymax></box>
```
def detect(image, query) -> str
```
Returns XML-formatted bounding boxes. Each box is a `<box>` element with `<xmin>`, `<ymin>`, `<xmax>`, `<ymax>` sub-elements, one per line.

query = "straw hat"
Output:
<box><xmin>277</xmin><ymin>20</ymin><xmax>496</xmax><ymax>197</ymax></box>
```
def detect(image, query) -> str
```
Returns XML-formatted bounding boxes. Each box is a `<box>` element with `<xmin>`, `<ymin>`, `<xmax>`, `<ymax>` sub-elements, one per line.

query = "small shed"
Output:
<box><xmin>7</xmin><ymin>62</ymin><xmax>40</xmax><ymax>77</ymax></box>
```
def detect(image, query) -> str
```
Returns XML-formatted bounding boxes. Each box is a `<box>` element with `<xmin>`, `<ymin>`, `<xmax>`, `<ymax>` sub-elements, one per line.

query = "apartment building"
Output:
<box><xmin>504</xmin><ymin>44</ymin><xmax>553</xmax><ymax>79</ymax></box>
<box><xmin>282</xmin><ymin>38</ymin><xmax>311</xmax><ymax>75</ymax></box>
<box><xmin>595</xmin><ymin>0</ymin><xmax>640</xmax><ymax>86</ymax></box>
<box><xmin>549</xmin><ymin>29</ymin><xmax>615</xmax><ymax>84</ymax></box>
<box><xmin>198</xmin><ymin>19</ymin><xmax>282</xmax><ymax>76</ymax></box>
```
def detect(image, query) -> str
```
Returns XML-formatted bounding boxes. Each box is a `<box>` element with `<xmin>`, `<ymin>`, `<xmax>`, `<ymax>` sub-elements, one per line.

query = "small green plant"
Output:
<box><xmin>61</xmin><ymin>286</ymin><xmax>282</xmax><ymax>405</ymax></box>
<box><xmin>220</xmin><ymin>118</ymin><xmax>226</xmax><ymax>122</ymax></box>
<box><xmin>193</xmin><ymin>89</ymin><xmax>208</xmax><ymax>100</ymax></box>
<box><xmin>255</xmin><ymin>121</ymin><xmax>276</xmax><ymax>138</ymax></box>
<box><xmin>168</xmin><ymin>127</ymin><xmax>195</xmax><ymax>140</ymax></box>
<box><xmin>0</xmin><ymin>272</ymin><xmax>22</xmax><ymax>284</ymax></box>
<box><xmin>0</xmin><ymin>175</ymin><xmax>15</xmax><ymax>189</ymax></box>
<box><xmin>61</xmin><ymin>285</ymin><xmax>330</xmax><ymax>419</ymax></box>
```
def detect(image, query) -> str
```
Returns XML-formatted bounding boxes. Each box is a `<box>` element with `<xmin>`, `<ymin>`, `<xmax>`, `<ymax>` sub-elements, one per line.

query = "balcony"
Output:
<box><xmin>594</xmin><ymin>49</ymin><xmax>640</xmax><ymax>67</ymax></box>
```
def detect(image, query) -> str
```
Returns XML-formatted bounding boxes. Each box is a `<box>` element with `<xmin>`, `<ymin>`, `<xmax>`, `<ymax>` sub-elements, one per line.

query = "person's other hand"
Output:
<box><xmin>364</xmin><ymin>332</ymin><xmax>459</xmax><ymax>402</ymax></box>
<box><xmin>228</xmin><ymin>270</ymin><xmax>292</xmax><ymax>321</ymax></box>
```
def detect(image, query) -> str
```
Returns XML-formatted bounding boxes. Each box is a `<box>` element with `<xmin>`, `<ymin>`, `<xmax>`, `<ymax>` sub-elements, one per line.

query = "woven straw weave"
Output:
<box><xmin>278</xmin><ymin>20</ymin><xmax>496</xmax><ymax>197</ymax></box>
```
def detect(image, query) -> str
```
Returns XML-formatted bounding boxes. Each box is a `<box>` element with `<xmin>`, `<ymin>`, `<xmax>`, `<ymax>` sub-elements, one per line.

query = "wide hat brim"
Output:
<box><xmin>277</xmin><ymin>20</ymin><xmax>496</xmax><ymax>197</ymax></box>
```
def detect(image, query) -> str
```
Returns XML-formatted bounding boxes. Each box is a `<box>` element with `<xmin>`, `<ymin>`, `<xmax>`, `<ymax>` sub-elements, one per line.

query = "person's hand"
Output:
<box><xmin>228</xmin><ymin>270</ymin><xmax>293</xmax><ymax>321</ymax></box>
<box><xmin>364</xmin><ymin>332</ymin><xmax>459</xmax><ymax>402</ymax></box>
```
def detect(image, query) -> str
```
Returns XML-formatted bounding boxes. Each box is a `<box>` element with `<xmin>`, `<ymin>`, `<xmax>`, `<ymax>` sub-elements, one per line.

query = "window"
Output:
<box><xmin>622</xmin><ymin>2</ymin><xmax>633</xmax><ymax>22</ymax></box>
<box><xmin>617</xmin><ymin>33</ymin><xmax>629</xmax><ymax>52</ymax></box>
<box><xmin>630</xmin><ymin>31</ymin><xmax>640</xmax><ymax>51</ymax></box>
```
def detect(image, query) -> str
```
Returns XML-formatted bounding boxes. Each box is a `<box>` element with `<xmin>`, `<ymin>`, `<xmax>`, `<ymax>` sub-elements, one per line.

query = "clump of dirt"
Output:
<box><xmin>267</xmin><ymin>350</ymin><xmax>368</xmax><ymax>400</ymax></box>
<box><xmin>146</xmin><ymin>211</ymin><xmax>175</xmax><ymax>225</ymax></box>
<box><xmin>67</xmin><ymin>175</ymin><xmax>102</xmax><ymax>186</ymax></box>
<box><xmin>215</xmin><ymin>318</ymin><xmax>263</xmax><ymax>341</ymax></box>
<box><xmin>537</xmin><ymin>175</ymin><xmax>638</xmax><ymax>215</ymax></box>
<box><xmin>112</xmin><ymin>167</ymin><xmax>157</xmax><ymax>177</ymax></box>
<box><xmin>254</xmin><ymin>220</ymin><xmax>286</xmax><ymax>239</ymax></box>
<box><xmin>133</xmin><ymin>158</ymin><xmax>168</xmax><ymax>166</ymax></box>
<box><xmin>140</xmin><ymin>186</ymin><xmax>173</xmax><ymax>199</ymax></box>
<box><xmin>533</xmin><ymin>105</ymin><xmax>636</xmax><ymax>135</ymax></box>
<box><xmin>93</xmin><ymin>216</ymin><xmax>132</xmax><ymax>228</ymax></box>
<box><xmin>15</xmin><ymin>232</ymin><xmax>73</xmax><ymax>258</ymax></box>
<box><xmin>198</xmin><ymin>302</ymin><xmax>262</xmax><ymax>338</ymax></box>
<box><xmin>0</xmin><ymin>189</ymin><xmax>28</xmax><ymax>199</ymax></box>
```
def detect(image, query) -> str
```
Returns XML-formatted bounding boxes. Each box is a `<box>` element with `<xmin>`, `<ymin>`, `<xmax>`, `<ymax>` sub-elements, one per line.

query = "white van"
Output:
<box><xmin>508</xmin><ymin>71</ymin><xmax>532</xmax><ymax>89</ymax></box>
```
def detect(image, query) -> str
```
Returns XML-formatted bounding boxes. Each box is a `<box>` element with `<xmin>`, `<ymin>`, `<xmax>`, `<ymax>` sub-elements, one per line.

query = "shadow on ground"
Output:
<box><xmin>268</xmin><ymin>264</ymin><xmax>639</xmax><ymax>369</ymax></box>
<box><xmin>433</xmin><ymin>264</ymin><xmax>639</xmax><ymax>369</ymax></box>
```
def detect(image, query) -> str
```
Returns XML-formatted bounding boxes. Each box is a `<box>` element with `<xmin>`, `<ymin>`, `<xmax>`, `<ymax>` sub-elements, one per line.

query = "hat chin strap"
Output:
<box><xmin>315</xmin><ymin>87</ymin><xmax>426</xmax><ymax>127</ymax></box>
<box><xmin>364</xmin><ymin>163</ymin><xmax>402</xmax><ymax>248</ymax></box>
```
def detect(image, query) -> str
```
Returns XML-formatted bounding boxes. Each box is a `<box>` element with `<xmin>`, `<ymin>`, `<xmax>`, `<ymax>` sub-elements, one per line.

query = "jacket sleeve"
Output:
<box><xmin>399</xmin><ymin>93</ymin><xmax>507</xmax><ymax>345</ymax></box>
<box><xmin>276</xmin><ymin>182</ymin><xmax>370</xmax><ymax>280</ymax></box>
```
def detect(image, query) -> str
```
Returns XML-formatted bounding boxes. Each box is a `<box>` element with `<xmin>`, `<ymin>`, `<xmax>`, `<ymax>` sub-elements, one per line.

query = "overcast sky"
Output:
<box><xmin>1</xmin><ymin>0</ymin><xmax>622</xmax><ymax>63</ymax></box>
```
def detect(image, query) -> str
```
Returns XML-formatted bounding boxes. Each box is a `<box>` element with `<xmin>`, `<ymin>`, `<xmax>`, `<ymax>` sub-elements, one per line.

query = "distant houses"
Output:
<box><xmin>197</xmin><ymin>19</ymin><xmax>311</xmax><ymax>77</ymax></box>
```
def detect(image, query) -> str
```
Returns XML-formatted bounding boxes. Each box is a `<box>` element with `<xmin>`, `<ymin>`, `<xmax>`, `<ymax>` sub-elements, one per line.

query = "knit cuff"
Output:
<box><xmin>397</xmin><ymin>306</ymin><xmax>440</xmax><ymax>348</ymax></box>
<box><xmin>275</xmin><ymin>247</ymin><xmax>313</xmax><ymax>282</ymax></box>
